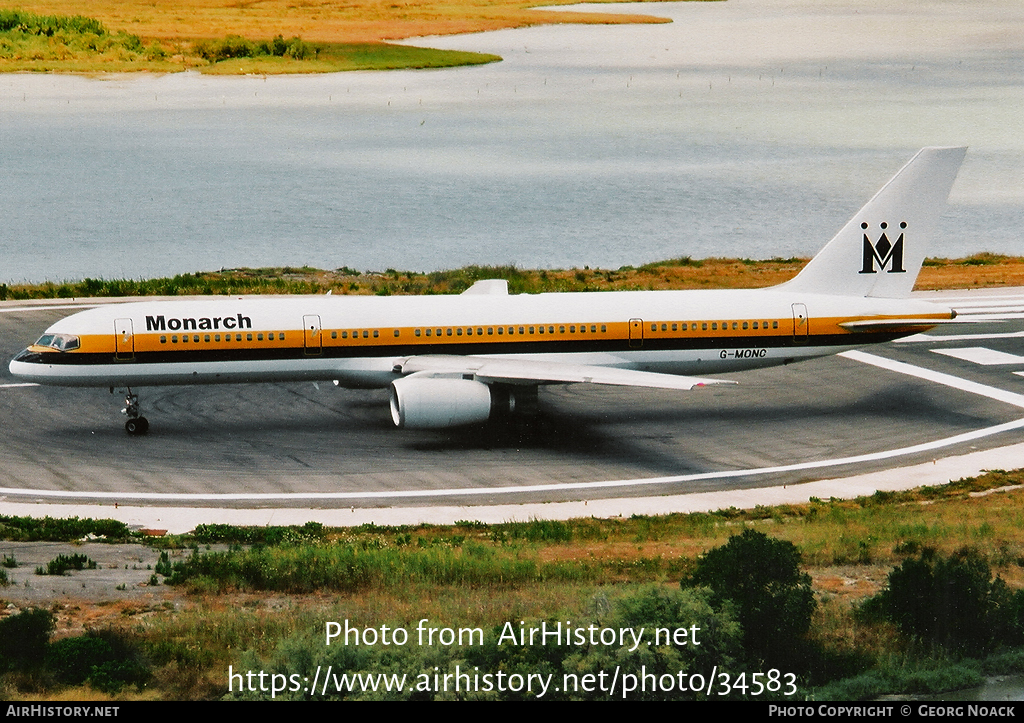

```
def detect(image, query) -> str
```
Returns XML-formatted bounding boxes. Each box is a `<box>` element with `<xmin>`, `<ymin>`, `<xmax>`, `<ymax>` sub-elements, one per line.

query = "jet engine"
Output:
<box><xmin>389</xmin><ymin>377</ymin><xmax>495</xmax><ymax>429</ymax></box>
<box><xmin>388</xmin><ymin>377</ymin><xmax>541</xmax><ymax>429</ymax></box>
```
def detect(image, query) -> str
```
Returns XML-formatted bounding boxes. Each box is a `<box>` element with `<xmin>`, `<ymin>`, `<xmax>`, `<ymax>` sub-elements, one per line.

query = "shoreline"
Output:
<box><xmin>4</xmin><ymin>254</ymin><xmax>1024</xmax><ymax>299</ymax></box>
<box><xmin>0</xmin><ymin>1</ymin><xmax>677</xmax><ymax>74</ymax></box>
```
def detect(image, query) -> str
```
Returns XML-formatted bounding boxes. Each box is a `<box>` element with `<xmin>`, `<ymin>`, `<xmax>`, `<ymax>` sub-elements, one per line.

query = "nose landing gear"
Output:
<box><xmin>121</xmin><ymin>388</ymin><xmax>149</xmax><ymax>435</ymax></box>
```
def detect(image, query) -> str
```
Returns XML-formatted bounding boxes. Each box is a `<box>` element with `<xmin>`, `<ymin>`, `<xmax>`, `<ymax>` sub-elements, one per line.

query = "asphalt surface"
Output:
<box><xmin>2</xmin><ymin>289</ymin><xmax>1024</xmax><ymax>510</ymax></box>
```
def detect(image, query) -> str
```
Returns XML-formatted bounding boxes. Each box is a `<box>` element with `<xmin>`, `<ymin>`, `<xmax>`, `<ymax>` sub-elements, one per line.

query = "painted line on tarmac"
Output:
<box><xmin>3</xmin><ymin>415</ymin><xmax>1024</xmax><ymax>503</ymax></box>
<box><xmin>0</xmin><ymin>303</ymin><xmax>101</xmax><ymax>313</ymax></box>
<box><xmin>840</xmin><ymin>350</ymin><xmax>1024</xmax><ymax>408</ymax></box>
<box><xmin>897</xmin><ymin>330</ymin><xmax>1024</xmax><ymax>343</ymax></box>
<box><xmin>0</xmin><ymin>382</ymin><xmax>39</xmax><ymax>388</ymax></box>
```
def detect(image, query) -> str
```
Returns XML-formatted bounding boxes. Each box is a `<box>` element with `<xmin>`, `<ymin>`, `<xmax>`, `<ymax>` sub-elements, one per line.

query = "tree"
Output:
<box><xmin>861</xmin><ymin>547</ymin><xmax>1024</xmax><ymax>655</ymax></box>
<box><xmin>682</xmin><ymin>529</ymin><xmax>816</xmax><ymax>668</ymax></box>
<box><xmin>0</xmin><ymin>608</ymin><xmax>54</xmax><ymax>671</ymax></box>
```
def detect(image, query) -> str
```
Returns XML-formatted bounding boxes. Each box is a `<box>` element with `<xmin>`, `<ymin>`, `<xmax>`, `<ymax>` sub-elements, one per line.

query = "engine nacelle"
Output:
<box><xmin>389</xmin><ymin>377</ymin><xmax>495</xmax><ymax>429</ymax></box>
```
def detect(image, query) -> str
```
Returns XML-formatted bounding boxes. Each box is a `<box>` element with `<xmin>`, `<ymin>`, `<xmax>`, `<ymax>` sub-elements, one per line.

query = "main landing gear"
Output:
<box><xmin>120</xmin><ymin>388</ymin><xmax>149</xmax><ymax>435</ymax></box>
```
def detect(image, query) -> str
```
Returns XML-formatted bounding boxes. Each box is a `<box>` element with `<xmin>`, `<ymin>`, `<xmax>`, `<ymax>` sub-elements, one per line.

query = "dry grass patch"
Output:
<box><xmin>10</xmin><ymin>0</ymin><xmax>676</xmax><ymax>45</ymax></box>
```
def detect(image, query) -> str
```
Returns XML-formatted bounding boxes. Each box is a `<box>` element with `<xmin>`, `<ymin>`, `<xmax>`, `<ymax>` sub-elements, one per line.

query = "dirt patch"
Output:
<box><xmin>0</xmin><ymin>542</ymin><xmax>185</xmax><ymax>608</ymax></box>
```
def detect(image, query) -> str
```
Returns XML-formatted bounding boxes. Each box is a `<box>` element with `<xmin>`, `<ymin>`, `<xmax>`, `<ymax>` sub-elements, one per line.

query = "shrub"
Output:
<box><xmin>682</xmin><ymin>529</ymin><xmax>816</xmax><ymax>668</ymax></box>
<box><xmin>0</xmin><ymin>608</ymin><xmax>54</xmax><ymax>671</ymax></box>
<box><xmin>860</xmin><ymin>547</ymin><xmax>1024</xmax><ymax>655</ymax></box>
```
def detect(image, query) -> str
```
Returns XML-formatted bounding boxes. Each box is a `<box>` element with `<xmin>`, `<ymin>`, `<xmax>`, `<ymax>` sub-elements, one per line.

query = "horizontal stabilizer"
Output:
<box><xmin>395</xmin><ymin>355</ymin><xmax>734</xmax><ymax>390</ymax></box>
<box><xmin>461</xmin><ymin>279</ymin><xmax>509</xmax><ymax>295</ymax></box>
<box><xmin>838</xmin><ymin>318</ymin><xmax>955</xmax><ymax>333</ymax></box>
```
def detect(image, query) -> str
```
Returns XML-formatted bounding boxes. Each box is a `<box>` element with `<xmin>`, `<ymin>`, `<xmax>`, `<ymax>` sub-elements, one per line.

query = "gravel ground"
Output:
<box><xmin>0</xmin><ymin>541</ymin><xmax>187</xmax><ymax>605</ymax></box>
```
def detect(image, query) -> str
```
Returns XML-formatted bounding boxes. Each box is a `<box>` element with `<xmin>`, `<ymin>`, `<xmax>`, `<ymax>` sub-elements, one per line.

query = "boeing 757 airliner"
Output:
<box><xmin>10</xmin><ymin>147</ymin><xmax>967</xmax><ymax>434</ymax></box>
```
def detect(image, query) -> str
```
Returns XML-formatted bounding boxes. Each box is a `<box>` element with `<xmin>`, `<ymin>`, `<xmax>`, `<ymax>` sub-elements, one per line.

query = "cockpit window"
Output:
<box><xmin>34</xmin><ymin>334</ymin><xmax>80</xmax><ymax>352</ymax></box>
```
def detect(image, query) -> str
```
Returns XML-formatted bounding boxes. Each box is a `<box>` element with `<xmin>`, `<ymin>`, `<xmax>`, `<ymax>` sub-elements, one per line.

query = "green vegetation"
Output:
<box><xmin>860</xmin><ymin>547</ymin><xmax>1024</xmax><ymax>656</ymax></box>
<box><xmin>34</xmin><ymin>553</ymin><xmax>97</xmax><ymax>576</ymax></box>
<box><xmin>199</xmin><ymin>42</ymin><xmax>500</xmax><ymax>75</ymax></box>
<box><xmin>5</xmin><ymin>471</ymin><xmax>1024</xmax><ymax>698</ymax></box>
<box><xmin>0</xmin><ymin>515</ymin><xmax>133</xmax><ymax>542</ymax></box>
<box><xmin>683</xmin><ymin>529</ymin><xmax>816</xmax><ymax>671</ymax></box>
<box><xmin>6</xmin><ymin>253</ymin><xmax>1024</xmax><ymax>302</ymax></box>
<box><xmin>0</xmin><ymin>9</ymin><xmax>499</xmax><ymax>73</ymax></box>
<box><xmin>0</xmin><ymin>609</ymin><xmax>150</xmax><ymax>693</ymax></box>
<box><xmin>0</xmin><ymin>9</ymin><xmax>168</xmax><ymax>71</ymax></box>
<box><xmin>166</xmin><ymin>540</ymin><xmax>598</xmax><ymax>594</ymax></box>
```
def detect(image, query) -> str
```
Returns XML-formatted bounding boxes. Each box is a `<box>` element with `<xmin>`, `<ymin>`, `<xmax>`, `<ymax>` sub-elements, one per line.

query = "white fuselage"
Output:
<box><xmin>9</xmin><ymin>287</ymin><xmax>950</xmax><ymax>389</ymax></box>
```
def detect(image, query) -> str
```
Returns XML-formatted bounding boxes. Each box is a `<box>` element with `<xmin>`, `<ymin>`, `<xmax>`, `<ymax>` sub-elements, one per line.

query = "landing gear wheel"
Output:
<box><xmin>125</xmin><ymin>417</ymin><xmax>149</xmax><ymax>435</ymax></box>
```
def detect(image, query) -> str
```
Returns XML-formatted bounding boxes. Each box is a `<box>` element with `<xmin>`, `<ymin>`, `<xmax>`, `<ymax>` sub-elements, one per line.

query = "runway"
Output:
<box><xmin>3</xmin><ymin>289</ymin><xmax>1024</xmax><ymax>522</ymax></box>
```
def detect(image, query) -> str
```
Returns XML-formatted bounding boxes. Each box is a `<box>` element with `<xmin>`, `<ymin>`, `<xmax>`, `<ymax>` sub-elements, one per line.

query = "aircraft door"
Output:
<box><xmin>114</xmin><ymin>318</ymin><xmax>135</xmax><ymax>361</ymax></box>
<box><xmin>303</xmin><ymin>315</ymin><xmax>323</xmax><ymax>356</ymax></box>
<box><xmin>791</xmin><ymin>304</ymin><xmax>809</xmax><ymax>344</ymax></box>
<box><xmin>629</xmin><ymin>318</ymin><xmax>644</xmax><ymax>348</ymax></box>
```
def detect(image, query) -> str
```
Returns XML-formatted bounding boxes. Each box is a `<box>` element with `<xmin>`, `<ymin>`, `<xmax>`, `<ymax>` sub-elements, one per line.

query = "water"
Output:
<box><xmin>0</xmin><ymin>0</ymin><xmax>1022</xmax><ymax>284</ymax></box>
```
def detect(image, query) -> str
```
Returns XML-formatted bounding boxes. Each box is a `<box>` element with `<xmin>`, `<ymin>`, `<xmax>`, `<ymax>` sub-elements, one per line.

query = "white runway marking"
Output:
<box><xmin>931</xmin><ymin>347</ymin><xmax>1024</xmax><ymax>365</ymax></box>
<box><xmin>2</xmin><ymin>414</ymin><xmax>1024</xmax><ymax>502</ymax></box>
<box><xmin>0</xmin><ymin>382</ymin><xmax>38</xmax><ymax>388</ymax></box>
<box><xmin>897</xmin><ymin>331</ymin><xmax>1024</xmax><ymax>343</ymax></box>
<box><xmin>840</xmin><ymin>350</ymin><xmax>1024</xmax><ymax>408</ymax></box>
<box><xmin>0</xmin><ymin>303</ymin><xmax>100</xmax><ymax>314</ymax></box>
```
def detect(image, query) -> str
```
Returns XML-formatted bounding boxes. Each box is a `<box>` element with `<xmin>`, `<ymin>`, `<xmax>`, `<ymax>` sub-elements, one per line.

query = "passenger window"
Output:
<box><xmin>215</xmin><ymin>334</ymin><xmax>221</xmax><ymax>341</ymax></box>
<box><xmin>456</xmin><ymin>328</ymin><xmax>462</xmax><ymax>336</ymax></box>
<box><xmin>600</xmin><ymin>325</ymin><xmax>607</xmax><ymax>332</ymax></box>
<box><xmin>731</xmin><ymin>323</ymin><xmax>737</xmax><ymax>330</ymax></box>
<box><xmin>559</xmin><ymin>326</ymin><xmax>565</xmax><ymax>334</ymax></box>
<box><xmin>712</xmin><ymin>323</ymin><xmax>718</xmax><ymax>330</ymax></box>
<box><xmin>772</xmin><ymin>321</ymin><xmax>779</xmax><ymax>329</ymax></box>
<box><xmin>742</xmin><ymin>322</ymin><xmax>748</xmax><ymax>330</ymax></box>
<box><xmin>477</xmin><ymin>328</ymin><xmax>483</xmax><ymax>335</ymax></box>
<box><xmin>257</xmin><ymin>333</ymin><xmax>263</xmax><ymax>341</ymax></box>
<box><xmin>415</xmin><ymin>329</ymin><xmax>421</xmax><ymax>337</ymax></box>
<box><xmin>518</xmin><ymin>326</ymin><xmax>525</xmax><ymax>335</ymax></box>
<box><xmin>702</xmin><ymin>323</ymin><xmax>707</xmax><ymax>330</ymax></box>
<box><xmin>172</xmin><ymin>335</ymin><xmax>178</xmax><ymax>343</ymax></box>
<box><xmin>363</xmin><ymin>331</ymin><xmax>369</xmax><ymax>338</ymax></box>
<box><xmin>651</xmin><ymin>323</ymin><xmax>657</xmax><ymax>332</ymax></box>
<box><xmin>373</xmin><ymin>330</ymin><xmax>379</xmax><ymax>338</ymax></box>
<box><xmin>447</xmin><ymin>328</ymin><xmax>453</xmax><ymax>336</ymax></box>
<box><xmin>329</xmin><ymin>332</ymin><xmax>335</xmax><ymax>339</ymax></box>
<box><xmin>393</xmin><ymin>329</ymin><xmax>399</xmax><ymax>337</ymax></box>
<box><xmin>246</xmin><ymin>333</ymin><xmax>252</xmax><ymax>341</ymax></box>
<box><xmin>160</xmin><ymin>336</ymin><xmax>167</xmax><ymax>344</ymax></box>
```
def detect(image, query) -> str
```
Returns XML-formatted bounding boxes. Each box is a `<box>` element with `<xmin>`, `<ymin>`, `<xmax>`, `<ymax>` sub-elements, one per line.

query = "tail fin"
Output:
<box><xmin>781</xmin><ymin>147</ymin><xmax>966</xmax><ymax>298</ymax></box>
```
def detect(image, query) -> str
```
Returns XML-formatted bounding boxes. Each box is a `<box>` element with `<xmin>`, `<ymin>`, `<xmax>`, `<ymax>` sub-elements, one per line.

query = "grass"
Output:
<box><xmin>0</xmin><ymin>0</ymin><xmax>681</xmax><ymax>73</ymax></box>
<box><xmin>6</xmin><ymin>470</ymin><xmax>1024</xmax><ymax>698</ymax></box>
<box><xmin>5</xmin><ymin>254</ymin><xmax>1024</xmax><ymax>301</ymax></box>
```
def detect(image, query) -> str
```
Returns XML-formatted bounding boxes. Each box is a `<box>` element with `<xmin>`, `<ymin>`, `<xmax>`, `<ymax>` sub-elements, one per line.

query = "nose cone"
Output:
<box><xmin>9</xmin><ymin>349</ymin><xmax>44</xmax><ymax>382</ymax></box>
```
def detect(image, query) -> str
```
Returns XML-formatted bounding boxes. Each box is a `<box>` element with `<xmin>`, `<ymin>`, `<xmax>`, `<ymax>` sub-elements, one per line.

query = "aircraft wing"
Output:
<box><xmin>393</xmin><ymin>355</ymin><xmax>735</xmax><ymax>391</ymax></box>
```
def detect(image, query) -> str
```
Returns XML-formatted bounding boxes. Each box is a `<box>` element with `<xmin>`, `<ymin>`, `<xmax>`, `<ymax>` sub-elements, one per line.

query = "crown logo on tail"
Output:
<box><xmin>860</xmin><ymin>221</ymin><xmax>907</xmax><ymax>274</ymax></box>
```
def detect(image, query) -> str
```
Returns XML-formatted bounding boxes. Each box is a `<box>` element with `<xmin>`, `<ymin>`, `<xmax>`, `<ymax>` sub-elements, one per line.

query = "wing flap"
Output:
<box><xmin>394</xmin><ymin>355</ymin><xmax>734</xmax><ymax>391</ymax></box>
